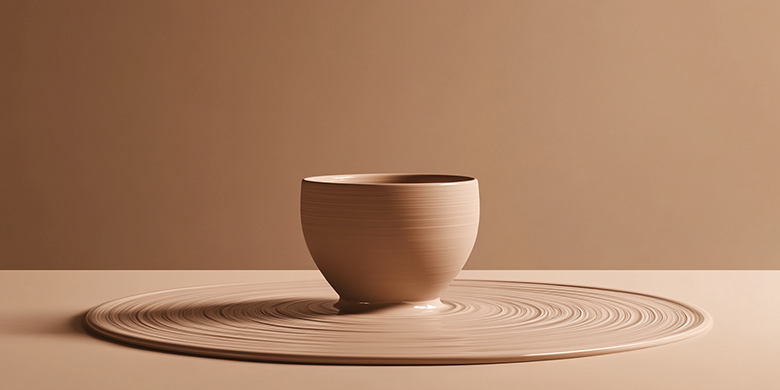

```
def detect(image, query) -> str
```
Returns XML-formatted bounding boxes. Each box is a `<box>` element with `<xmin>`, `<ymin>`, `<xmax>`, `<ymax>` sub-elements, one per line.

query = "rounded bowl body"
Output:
<box><xmin>301</xmin><ymin>174</ymin><xmax>480</xmax><ymax>306</ymax></box>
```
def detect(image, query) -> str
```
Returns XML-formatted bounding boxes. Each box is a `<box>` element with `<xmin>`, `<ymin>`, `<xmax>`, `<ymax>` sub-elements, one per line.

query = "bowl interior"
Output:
<box><xmin>304</xmin><ymin>173</ymin><xmax>474</xmax><ymax>185</ymax></box>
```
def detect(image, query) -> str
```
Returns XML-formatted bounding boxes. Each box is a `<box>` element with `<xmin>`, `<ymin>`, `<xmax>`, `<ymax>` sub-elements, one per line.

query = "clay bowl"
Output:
<box><xmin>301</xmin><ymin>173</ymin><xmax>479</xmax><ymax>313</ymax></box>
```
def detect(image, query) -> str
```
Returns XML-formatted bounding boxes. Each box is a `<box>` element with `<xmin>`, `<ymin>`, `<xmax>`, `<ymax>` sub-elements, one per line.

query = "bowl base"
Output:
<box><xmin>335</xmin><ymin>297</ymin><xmax>445</xmax><ymax>315</ymax></box>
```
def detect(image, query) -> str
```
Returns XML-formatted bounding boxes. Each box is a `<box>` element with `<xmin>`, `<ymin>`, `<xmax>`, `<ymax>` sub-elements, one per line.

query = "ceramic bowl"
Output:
<box><xmin>301</xmin><ymin>173</ymin><xmax>479</xmax><ymax>313</ymax></box>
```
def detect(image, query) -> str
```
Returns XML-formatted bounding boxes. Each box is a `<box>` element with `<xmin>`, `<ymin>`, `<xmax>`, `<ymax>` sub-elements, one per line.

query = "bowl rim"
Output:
<box><xmin>303</xmin><ymin>173</ymin><xmax>476</xmax><ymax>186</ymax></box>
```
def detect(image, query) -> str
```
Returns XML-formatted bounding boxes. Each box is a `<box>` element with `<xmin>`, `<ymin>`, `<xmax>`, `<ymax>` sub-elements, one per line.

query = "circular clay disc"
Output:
<box><xmin>84</xmin><ymin>279</ymin><xmax>712</xmax><ymax>365</ymax></box>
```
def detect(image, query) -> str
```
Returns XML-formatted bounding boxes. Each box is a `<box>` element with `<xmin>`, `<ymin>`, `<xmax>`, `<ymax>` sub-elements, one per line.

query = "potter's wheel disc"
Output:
<box><xmin>84</xmin><ymin>279</ymin><xmax>712</xmax><ymax>365</ymax></box>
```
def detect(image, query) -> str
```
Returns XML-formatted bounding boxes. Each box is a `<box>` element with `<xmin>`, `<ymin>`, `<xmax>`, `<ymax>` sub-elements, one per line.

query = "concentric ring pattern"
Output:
<box><xmin>84</xmin><ymin>280</ymin><xmax>712</xmax><ymax>365</ymax></box>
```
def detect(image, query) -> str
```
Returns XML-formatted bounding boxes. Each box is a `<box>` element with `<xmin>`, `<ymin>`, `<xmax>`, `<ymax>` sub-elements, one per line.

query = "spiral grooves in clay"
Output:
<box><xmin>84</xmin><ymin>280</ymin><xmax>712</xmax><ymax>365</ymax></box>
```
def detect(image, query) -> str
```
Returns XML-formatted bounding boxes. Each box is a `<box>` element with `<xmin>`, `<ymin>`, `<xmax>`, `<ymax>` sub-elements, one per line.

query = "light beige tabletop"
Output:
<box><xmin>1</xmin><ymin>270</ymin><xmax>777</xmax><ymax>390</ymax></box>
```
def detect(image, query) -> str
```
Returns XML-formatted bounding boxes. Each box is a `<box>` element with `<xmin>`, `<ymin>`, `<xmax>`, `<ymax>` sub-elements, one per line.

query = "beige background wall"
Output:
<box><xmin>2</xmin><ymin>0</ymin><xmax>779</xmax><ymax>270</ymax></box>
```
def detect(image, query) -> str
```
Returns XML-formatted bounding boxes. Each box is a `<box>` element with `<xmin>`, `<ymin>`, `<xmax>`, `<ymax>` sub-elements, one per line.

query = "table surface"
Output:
<box><xmin>1</xmin><ymin>270</ymin><xmax>778</xmax><ymax>390</ymax></box>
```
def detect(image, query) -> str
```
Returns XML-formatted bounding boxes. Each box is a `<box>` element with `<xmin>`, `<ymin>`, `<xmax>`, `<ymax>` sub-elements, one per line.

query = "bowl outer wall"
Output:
<box><xmin>300</xmin><ymin>177</ymin><xmax>479</xmax><ymax>303</ymax></box>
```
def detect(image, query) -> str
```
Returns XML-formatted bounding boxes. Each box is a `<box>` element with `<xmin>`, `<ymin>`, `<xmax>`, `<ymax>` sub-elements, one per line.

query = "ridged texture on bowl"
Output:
<box><xmin>301</xmin><ymin>176</ymin><xmax>479</xmax><ymax>303</ymax></box>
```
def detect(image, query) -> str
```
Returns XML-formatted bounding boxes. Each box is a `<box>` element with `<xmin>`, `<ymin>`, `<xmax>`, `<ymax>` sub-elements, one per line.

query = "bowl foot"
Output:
<box><xmin>335</xmin><ymin>297</ymin><xmax>446</xmax><ymax>315</ymax></box>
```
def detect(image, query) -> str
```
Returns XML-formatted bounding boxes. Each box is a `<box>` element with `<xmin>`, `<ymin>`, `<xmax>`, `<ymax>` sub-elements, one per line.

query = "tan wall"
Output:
<box><xmin>2</xmin><ymin>0</ymin><xmax>779</xmax><ymax>270</ymax></box>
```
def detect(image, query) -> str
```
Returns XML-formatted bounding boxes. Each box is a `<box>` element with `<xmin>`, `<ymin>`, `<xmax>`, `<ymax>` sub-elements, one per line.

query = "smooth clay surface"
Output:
<box><xmin>84</xmin><ymin>278</ymin><xmax>711</xmax><ymax>365</ymax></box>
<box><xmin>301</xmin><ymin>174</ymin><xmax>479</xmax><ymax>310</ymax></box>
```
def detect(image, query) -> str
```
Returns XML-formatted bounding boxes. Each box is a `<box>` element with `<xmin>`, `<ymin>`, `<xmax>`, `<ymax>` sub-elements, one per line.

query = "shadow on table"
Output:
<box><xmin>0</xmin><ymin>311</ymin><xmax>88</xmax><ymax>336</ymax></box>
